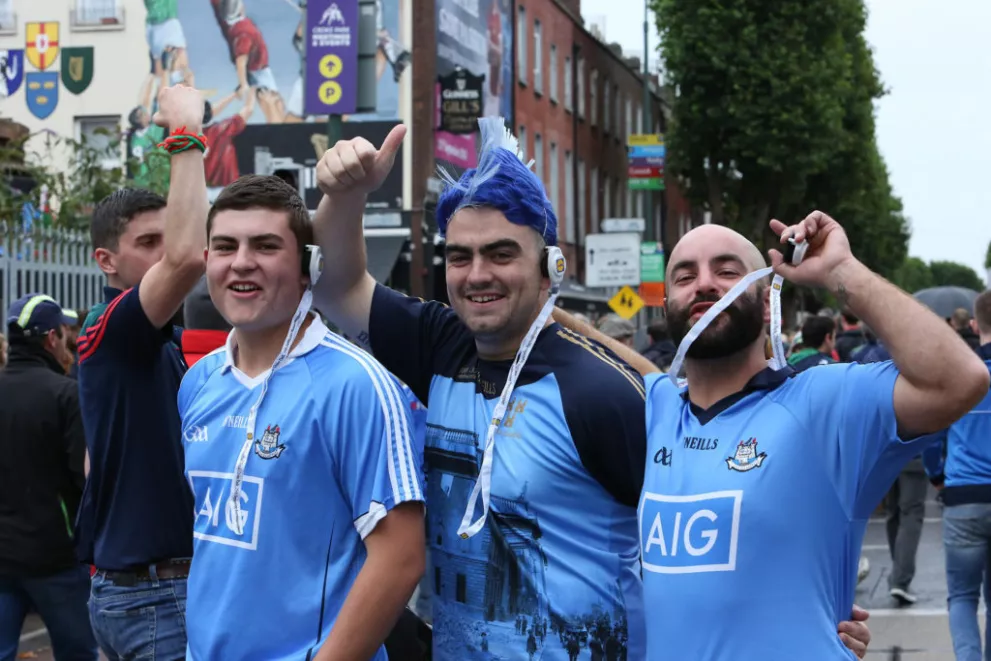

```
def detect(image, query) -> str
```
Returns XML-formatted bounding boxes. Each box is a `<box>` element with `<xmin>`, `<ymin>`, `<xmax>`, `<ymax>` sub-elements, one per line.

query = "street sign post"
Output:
<box><xmin>608</xmin><ymin>285</ymin><xmax>645</xmax><ymax>320</ymax></box>
<box><xmin>584</xmin><ymin>233</ymin><xmax>641</xmax><ymax>288</ymax></box>
<box><xmin>627</xmin><ymin>134</ymin><xmax>665</xmax><ymax>191</ymax></box>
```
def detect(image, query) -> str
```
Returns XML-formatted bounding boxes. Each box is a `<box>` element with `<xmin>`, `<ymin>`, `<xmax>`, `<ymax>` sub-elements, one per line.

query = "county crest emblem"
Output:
<box><xmin>726</xmin><ymin>438</ymin><xmax>767</xmax><ymax>472</ymax></box>
<box><xmin>254</xmin><ymin>424</ymin><xmax>286</xmax><ymax>460</ymax></box>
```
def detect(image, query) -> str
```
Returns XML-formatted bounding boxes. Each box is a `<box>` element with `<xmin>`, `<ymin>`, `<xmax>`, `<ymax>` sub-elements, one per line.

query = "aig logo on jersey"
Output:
<box><xmin>638</xmin><ymin>490</ymin><xmax>742</xmax><ymax>574</ymax></box>
<box><xmin>188</xmin><ymin>471</ymin><xmax>265</xmax><ymax>550</ymax></box>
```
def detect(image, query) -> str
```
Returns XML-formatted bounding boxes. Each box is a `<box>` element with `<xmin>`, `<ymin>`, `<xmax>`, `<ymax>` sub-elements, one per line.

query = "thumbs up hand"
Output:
<box><xmin>316</xmin><ymin>124</ymin><xmax>406</xmax><ymax>198</ymax></box>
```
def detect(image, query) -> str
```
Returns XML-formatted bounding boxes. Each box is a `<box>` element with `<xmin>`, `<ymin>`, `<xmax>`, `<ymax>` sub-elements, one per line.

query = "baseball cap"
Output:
<box><xmin>6</xmin><ymin>294</ymin><xmax>75</xmax><ymax>336</ymax></box>
<box><xmin>597</xmin><ymin>314</ymin><xmax>636</xmax><ymax>340</ymax></box>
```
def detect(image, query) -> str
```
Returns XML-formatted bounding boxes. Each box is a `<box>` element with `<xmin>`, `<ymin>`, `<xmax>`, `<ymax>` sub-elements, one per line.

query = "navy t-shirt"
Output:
<box><xmin>75</xmin><ymin>285</ymin><xmax>195</xmax><ymax>570</ymax></box>
<box><xmin>369</xmin><ymin>284</ymin><xmax>648</xmax><ymax>660</ymax></box>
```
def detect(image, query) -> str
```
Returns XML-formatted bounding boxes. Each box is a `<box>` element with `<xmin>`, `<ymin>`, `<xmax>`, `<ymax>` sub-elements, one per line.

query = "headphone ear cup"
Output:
<box><xmin>541</xmin><ymin>248</ymin><xmax>550</xmax><ymax>277</ymax></box>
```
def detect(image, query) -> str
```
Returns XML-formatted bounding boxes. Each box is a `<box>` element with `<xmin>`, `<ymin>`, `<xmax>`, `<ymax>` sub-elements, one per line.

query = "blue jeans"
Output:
<box><xmin>0</xmin><ymin>564</ymin><xmax>98</xmax><ymax>661</ymax></box>
<box><xmin>89</xmin><ymin>569</ymin><xmax>187</xmax><ymax>661</ymax></box>
<box><xmin>944</xmin><ymin>503</ymin><xmax>991</xmax><ymax>661</ymax></box>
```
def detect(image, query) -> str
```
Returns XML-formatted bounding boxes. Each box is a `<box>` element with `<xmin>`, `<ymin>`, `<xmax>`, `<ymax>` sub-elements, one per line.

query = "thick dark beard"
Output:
<box><xmin>668</xmin><ymin>289</ymin><xmax>766</xmax><ymax>360</ymax></box>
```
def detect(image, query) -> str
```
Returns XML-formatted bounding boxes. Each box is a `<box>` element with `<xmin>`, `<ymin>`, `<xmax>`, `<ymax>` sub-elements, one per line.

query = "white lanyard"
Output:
<box><xmin>667</xmin><ymin>241</ymin><xmax>806</xmax><ymax>380</ymax></box>
<box><xmin>456</xmin><ymin>280</ymin><xmax>563</xmax><ymax>540</ymax></box>
<box><xmin>227</xmin><ymin>288</ymin><xmax>314</xmax><ymax>535</ymax></box>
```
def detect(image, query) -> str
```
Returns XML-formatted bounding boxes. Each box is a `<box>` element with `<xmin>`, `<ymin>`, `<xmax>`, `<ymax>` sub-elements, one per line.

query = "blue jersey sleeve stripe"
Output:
<box><xmin>556</xmin><ymin>329</ymin><xmax>647</xmax><ymax>399</ymax></box>
<box><xmin>320</xmin><ymin>336</ymin><xmax>423</xmax><ymax>504</ymax></box>
<box><xmin>321</xmin><ymin>335</ymin><xmax>422</xmax><ymax>504</ymax></box>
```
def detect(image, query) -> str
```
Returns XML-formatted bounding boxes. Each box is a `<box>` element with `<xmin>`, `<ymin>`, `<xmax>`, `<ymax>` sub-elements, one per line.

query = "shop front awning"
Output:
<box><xmin>365</xmin><ymin>228</ymin><xmax>410</xmax><ymax>283</ymax></box>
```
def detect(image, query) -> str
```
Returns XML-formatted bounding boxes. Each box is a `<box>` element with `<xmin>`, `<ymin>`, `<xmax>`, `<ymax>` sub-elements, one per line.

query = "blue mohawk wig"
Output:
<box><xmin>436</xmin><ymin>116</ymin><xmax>558</xmax><ymax>246</ymax></box>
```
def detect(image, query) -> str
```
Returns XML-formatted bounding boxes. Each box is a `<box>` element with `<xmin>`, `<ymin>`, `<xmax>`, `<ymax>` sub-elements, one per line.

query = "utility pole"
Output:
<box><xmin>642</xmin><ymin>0</ymin><xmax>653</xmax><ymax>243</ymax></box>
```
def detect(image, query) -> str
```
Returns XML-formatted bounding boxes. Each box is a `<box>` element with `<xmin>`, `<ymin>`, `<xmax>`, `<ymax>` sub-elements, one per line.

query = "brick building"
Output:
<box><xmin>411</xmin><ymin>0</ymin><xmax>695</xmax><ymax>301</ymax></box>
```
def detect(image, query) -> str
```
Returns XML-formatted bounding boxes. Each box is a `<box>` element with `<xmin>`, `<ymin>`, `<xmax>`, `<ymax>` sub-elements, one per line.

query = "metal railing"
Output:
<box><xmin>0</xmin><ymin>223</ymin><xmax>104</xmax><ymax>317</ymax></box>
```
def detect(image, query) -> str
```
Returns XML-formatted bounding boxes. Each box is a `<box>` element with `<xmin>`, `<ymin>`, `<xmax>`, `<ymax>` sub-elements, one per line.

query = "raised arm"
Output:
<box><xmin>552</xmin><ymin>307</ymin><xmax>661</xmax><ymax>376</ymax></box>
<box><xmin>139</xmin><ymin>84</ymin><xmax>209</xmax><ymax>328</ymax></box>
<box><xmin>311</xmin><ymin>125</ymin><xmax>406</xmax><ymax>344</ymax></box>
<box><xmin>769</xmin><ymin>211</ymin><xmax>989</xmax><ymax>437</ymax></box>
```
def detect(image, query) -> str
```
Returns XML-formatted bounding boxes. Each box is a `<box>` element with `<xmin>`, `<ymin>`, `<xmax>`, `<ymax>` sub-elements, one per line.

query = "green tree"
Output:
<box><xmin>0</xmin><ymin>125</ymin><xmax>169</xmax><ymax>232</ymax></box>
<box><xmin>892</xmin><ymin>257</ymin><xmax>933</xmax><ymax>293</ymax></box>
<box><xmin>654</xmin><ymin>0</ymin><xmax>908</xmax><ymax>275</ymax></box>
<box><xmin>929</xmin><ymin>260</ymin><xmax>985</xmax><ymax>291</ymax></box>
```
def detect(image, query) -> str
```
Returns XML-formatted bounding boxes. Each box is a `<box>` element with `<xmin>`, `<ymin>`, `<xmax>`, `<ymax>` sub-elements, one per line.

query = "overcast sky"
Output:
<box><xmin>581</xmin><ymin>0</ymin><xmax>991</xmax><ymax>280</ymax></box>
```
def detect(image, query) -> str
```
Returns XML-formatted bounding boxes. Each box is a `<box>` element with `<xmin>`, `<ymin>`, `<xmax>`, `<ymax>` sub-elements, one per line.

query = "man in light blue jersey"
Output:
<box><xmin>309</xmin><ymin>120</ymin><xmax>873</xmax><ymax>660</ymax></box>
<box><xmin>178</xmin><ymin>174</ymin><xmax>425</xmax><ymax>661</ymax></box>
<box><xmin>923</xmin><ymin>290</ymin><xmax>991</xmax><ymax>661</ymax></box>
<box><xmin>632</xmin><ymin>213</ymin><xmax>988</xmax><ymax>660</ymax></box>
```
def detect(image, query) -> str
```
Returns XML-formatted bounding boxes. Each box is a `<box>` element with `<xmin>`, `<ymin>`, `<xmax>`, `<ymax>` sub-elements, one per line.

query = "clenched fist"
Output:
<box><xmin>316</xmin><ymin>124</ymin><xmax>406</xmax><ymax>198</ymax></box>
<box><xmin>153</xmin><ymin>84</ymin><xmax>205</xmax><ymax>133</ymax></box>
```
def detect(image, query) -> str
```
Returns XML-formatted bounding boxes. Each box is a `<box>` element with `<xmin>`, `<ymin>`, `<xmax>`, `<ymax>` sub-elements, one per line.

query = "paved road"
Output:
<box><xmin>16</xmin><ymin>491</ymin><xmax>973</xmax><ymax>659</ymax></box>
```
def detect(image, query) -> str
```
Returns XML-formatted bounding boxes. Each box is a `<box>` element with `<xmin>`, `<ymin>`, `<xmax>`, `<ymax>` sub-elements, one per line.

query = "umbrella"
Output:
<box><xmin>913</xmin><ymin>286</ymin><xmax>981</xmax><ymax>319</ymax></box>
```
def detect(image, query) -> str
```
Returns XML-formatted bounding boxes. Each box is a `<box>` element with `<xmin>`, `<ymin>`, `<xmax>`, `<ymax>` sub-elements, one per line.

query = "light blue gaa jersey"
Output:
<box><xmin>369</xmin><ymin>285</ymin><xmax>647</xmax><ymax>661</ymax></box>
<box><xmin>177</xmin><ymin>316</ymin><xmax>424</xmax><ymax>661</ymax></box>
<box><xmin>640</xmin><ymin>362</ymin><xmax>938</xmax><ymax>661</ymax></box>
<box><xmin>939</xmin><ymin>345</ymin><xmax>991</xmax><ymax>494</ymax></box>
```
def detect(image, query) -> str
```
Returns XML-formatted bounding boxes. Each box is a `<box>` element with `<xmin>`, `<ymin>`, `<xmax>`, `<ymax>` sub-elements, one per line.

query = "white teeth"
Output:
<box><xmin>231</xmin><ymin>284</ymin><xmax>259</xmax><ymax>292</ymax></box>
<box><xmin>469</xmin><ymin>295</ymin><xmax>499</xmax><ymax>303</ymax></box>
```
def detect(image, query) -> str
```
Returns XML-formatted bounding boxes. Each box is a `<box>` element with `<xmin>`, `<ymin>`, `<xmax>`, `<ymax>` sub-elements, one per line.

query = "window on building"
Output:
<box><xmin>565</xmin><ymin>150</ymin><xmax>575</xmax><ymax>243</ymax></box>
<box><xmin>517</xmin><ymin>7</ymin><xmax>527</xmax><ymax>85</ymax></box>
<box><xmin>549</xmin><ymin>142</ymin><xmax>559</xmax><ymax>217</ymax></box>
<box><xmin>591</xmin><ymin>167</ymin><xmax>599</xmax><ymax>230</ymax></box>
<box><xmin>636</xmin><ymin>104</ymin><xmax>643</xmax><ymax>134</ymax></box>
<box><xmin>533</xmin><ymin>21</ymin><xmax>542</xmax><ymax>93</ymax></box>
<box><xmin>534</xmin><ymin>133</ymin><xmax>543</xmax><ymax>182</ymax></box>
<box><xmin>73</xmin><ymin>0</ymin><xmax>122</xmax><ymax>26</ymax></box>
<box><xmin>564</xmin><ymin>56</ymin><xmax>572</xmax><ymax>111</ymax></box>
<box><xmin>578</xmin><ymin>159</ymin><xmax>587</xmax><ymax>245</ymax></box>
<box><xmin>577</xmin><ymin>58</ymin><xmax>585</xmax><ymax>118</ymax></box>
<box><xmin>77</xmin><ymin>116</ymin><xmax>122</xmax><ymax>169</ymax></box>
<box><xmin>0</xmin><ymin>0</ymin><xmax>15</xmax><ymax>33</ymax></box>
<box><xmin>612</xmin><ymin>85</ymin><xmax>619</xmax><ymax>136</ymax></box>
<box><xmin>625</xmin><ymin>97</ymin><xmax>632</xmax><ymax>140</ymax></box>
<box><xmin>603</xmin><ymin>83</ymin><xmax>610</xmax><ymax>135</ymax></box>
<box><xmin>590</xmin><ymin>70</ymin><xmax>598</xmax><ymax>126</ymax></box>
<box><xmin>549</xmin><ymin>45</ymin><xmax>558</xmax><ymax>103</ymax></box>
<box><xmin>604</xmin><ymin>176</ymin><xmax>611</xmax><ymax>219</ymax></box>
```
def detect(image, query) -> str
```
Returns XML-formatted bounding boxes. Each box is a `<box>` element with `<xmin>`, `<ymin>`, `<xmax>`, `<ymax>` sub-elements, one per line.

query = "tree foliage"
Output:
<box><xmin>892</xmin><ymin>257</ymin><xmax>984</xmax><ymax>293</ymax></box>
<box><xmin>654</xmin><ymin>0</ymin><xmax>909</xmax><ymax>276</ymax></box>
<box><xmin>0</xmin><ymin>125</ymin><xmax>169</xmax><ymax>232</ymax></box>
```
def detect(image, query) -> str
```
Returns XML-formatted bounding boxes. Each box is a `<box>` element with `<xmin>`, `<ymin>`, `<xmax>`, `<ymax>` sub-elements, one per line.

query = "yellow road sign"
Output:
<box><xmin>608</xmin><ymin>285</ymin><xmax>645</xmax><ymax>320</ymax></box>
<box><xmin>627</xmin><ymin>133</ymin><xmax>664</xmax><ymax>147</ymax></box>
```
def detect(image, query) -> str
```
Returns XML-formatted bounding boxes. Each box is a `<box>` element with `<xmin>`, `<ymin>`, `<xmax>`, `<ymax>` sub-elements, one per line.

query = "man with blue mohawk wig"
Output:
<box><xmin>311</xmin><ymin>117</ymin><xmax>876</xmax><ymax>660</ymax></box>
<box><xmin>312</xmin><ymin>117</ymin><xmax>650</xmax><ymax>660</ymax></box>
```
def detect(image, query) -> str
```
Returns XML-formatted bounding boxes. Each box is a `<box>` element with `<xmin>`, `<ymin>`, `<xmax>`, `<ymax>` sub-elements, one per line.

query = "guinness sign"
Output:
<box><xmin>438</xmin><ymin>67</ymin><xmax>484</xmax><ymax>135</ymax></box>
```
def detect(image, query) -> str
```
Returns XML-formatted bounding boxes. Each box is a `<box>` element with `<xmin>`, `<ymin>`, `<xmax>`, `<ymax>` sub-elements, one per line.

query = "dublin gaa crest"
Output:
<box><xmin>254</xmin><ymin>424</ymin><xmax>286</xmax><ymax>460</ymax></box>
<box><xmin>726</xmin><ymin>438</ymin><xmax>766</xmax><ymax>472</ymax></box>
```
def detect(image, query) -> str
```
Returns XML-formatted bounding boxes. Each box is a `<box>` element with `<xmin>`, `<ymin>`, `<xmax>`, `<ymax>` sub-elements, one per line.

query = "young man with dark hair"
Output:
<box><xmin>835</xmin><ymin>310</ymin><xmax>867</xmax><ymax>362</ymax></box>
<box><xmin>0</xmin><ymin>294</ymin><xmax>96</xmax><ymax>661</ymax></box>
<box><xmin>788</xmin><ymin>314</ymin><xmax>837</xmax><ymax>372</ymax></box>
<box><xmin>75</xmin><ymin>84</ymin><xmax>209</xmax><ymax>659</ymax></box>
<box><xmin>179</xmin><ymin>174</ymin><xmax>425</xmax><ymax>660</ymax></box>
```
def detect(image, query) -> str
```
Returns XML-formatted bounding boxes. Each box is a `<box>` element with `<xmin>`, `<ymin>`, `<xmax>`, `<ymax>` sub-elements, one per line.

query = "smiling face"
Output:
<box><xmin>665</xmin><ymin>225</ymin><xmax>768</xmax><ymax>359</ymax></box>
<box><xmin>206</xmin><ymin>207</ymin><xmax>307</xmax><ymax>334</ymax></box>
<box><xmin>444</xmin><ymin>207</ymin><xmax>549</xmax><ymax>355</ymax></box>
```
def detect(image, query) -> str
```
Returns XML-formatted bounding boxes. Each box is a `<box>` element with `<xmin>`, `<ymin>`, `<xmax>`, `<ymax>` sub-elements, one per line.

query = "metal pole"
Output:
<box><xmin>642</xmin><ymin>0</ymin><xmax>653</xmax><ymax>243</ymax></box>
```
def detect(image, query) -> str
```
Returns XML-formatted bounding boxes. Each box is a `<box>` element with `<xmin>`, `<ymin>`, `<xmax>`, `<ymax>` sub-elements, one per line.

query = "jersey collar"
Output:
<box><xmin>220</xmin><ymin>313</ymin><xmax>327</xmax><ymax>375</ymax></box>
<box><xmin>682</xmin><ymin>365</ymin><xmax>795</xmax><ymax>425</ymax></box>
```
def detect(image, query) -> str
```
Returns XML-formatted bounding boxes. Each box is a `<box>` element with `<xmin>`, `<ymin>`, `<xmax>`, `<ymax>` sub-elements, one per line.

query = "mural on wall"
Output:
<box><xmin>0</xmin><ymin>22</ymin><xmax>94</xmax><ymax>120</ymax></box>
<box><xmin>127</xmin><ymin>0</ymin><xmax>410</xmax><ymax>196</ymax></box>
<box><xmin>434</xmin><ymin>0</ymin><xmax>513</xmax><ymax>171</ymax></box>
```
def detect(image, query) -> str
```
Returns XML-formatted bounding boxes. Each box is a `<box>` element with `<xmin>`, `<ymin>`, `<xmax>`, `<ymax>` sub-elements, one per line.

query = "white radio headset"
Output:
<box><xmin>226</xmin><ymin>243</ymin><xmax>325</xmax><ymax>535</ymax></box>
<box><xmin>456</xmin><ymin>244</ymin><xmax>567</xmax><ymax>540</ymax></box>
<box><xmin>667</xmin><ymin>236</ymin><xmax>808</xmax><ymax>380</ymax></box>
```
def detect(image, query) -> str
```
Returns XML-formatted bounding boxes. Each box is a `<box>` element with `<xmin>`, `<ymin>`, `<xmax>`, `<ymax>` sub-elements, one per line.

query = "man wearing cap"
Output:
<box><xmin>74</xmin><ymin>84</ymin><xmax>208</xmax><ymax>659</ymax></box>
<box><xmin>311</xmin><ymin>121</ymin><xmax>873</xmax><ymax>659</ymax></box>
<box><xmin>0</xmin><ymin>294</ymin><xmax>97</xmax><ymax>661</ymax></box>
<box><xmin>597</xmin><ymin>313</ymin><xmax>637</xmax><ymax>349</ymax></box>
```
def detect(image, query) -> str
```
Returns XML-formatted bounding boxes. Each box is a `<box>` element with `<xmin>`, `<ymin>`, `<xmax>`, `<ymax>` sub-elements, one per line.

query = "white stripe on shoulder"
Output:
<box><xmin>320</xmin><ymin>335</ymin><xmax>422</xmax><ymax>502</ymax></box>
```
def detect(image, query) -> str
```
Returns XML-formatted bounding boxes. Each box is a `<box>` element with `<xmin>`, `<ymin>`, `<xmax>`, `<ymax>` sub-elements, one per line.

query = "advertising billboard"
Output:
<box><xmin>434</xmin><ymin>0</ymin><xmax>513</xmax><ymax>171</ymax></box>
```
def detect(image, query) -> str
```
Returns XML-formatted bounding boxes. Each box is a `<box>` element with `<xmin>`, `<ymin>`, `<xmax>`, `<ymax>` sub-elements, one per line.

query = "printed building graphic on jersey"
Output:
<box><xmin>423</xmin><ymin>418</ymin><xmax>630</xmax><ymax>660</ymax></box>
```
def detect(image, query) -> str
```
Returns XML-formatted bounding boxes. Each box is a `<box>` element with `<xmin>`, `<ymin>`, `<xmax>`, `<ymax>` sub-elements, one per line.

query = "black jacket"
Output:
<box><xmin>642</xmin><ymin>339</ymin><xmax>677</xmax><ymax>371</ymax></box>
<box><xmin>0</xmin><ymin>342</ymin><xmax>87</xmax><ymax>577</ymax></box>
<box><xmin>960</xmin><ymin>327</ymin><xmax>981</xmax><ymax>353</ymax></box>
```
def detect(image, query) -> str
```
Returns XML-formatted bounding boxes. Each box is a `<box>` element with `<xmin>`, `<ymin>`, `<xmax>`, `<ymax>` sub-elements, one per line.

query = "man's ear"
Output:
<box><xmin>93</xmin><ymin>247</ymin><xmax>117</xmax><ymax>276</ymax></box>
